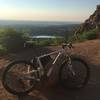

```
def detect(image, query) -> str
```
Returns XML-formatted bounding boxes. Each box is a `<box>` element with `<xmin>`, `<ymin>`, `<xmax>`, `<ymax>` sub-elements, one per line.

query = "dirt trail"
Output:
<box><xmin>0</xmin><ymin>39</ymin><xmax>100</xmax><ymax>100</ymax></box>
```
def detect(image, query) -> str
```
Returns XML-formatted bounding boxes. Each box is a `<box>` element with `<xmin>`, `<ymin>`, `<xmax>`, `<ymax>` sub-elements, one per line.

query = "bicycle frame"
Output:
<box><xmin>25</xmin><ymin>48</ymin><xmax>66</xmax><ymax>77</ymax></box>
<box><xmin>24</xmin><ymin>45</ymin><xmax>75</xmax><ymax>81</ymax></box>
<box><xmin>37</xmin><ymin>49</ymin><xmax>64</xmax><ymax>75</ymax></box>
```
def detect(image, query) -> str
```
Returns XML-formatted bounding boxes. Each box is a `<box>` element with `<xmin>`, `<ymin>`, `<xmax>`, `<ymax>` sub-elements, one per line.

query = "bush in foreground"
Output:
<box><xmin>0</xmin><ymin>28</ymin><xmax>29</xmax><ymax>52</ymax></box>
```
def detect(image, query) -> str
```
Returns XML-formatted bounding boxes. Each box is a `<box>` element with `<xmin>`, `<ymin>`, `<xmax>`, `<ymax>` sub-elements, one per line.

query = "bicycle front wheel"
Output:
<box><xmin>2</xmin><ymin>60</ymin><xmax>38</xmax><ymax>95</ymax></box>
<box><xmin>59</xmin><ymin>55</ymin><xmax>90</xmax><ymax>89</ymax></box>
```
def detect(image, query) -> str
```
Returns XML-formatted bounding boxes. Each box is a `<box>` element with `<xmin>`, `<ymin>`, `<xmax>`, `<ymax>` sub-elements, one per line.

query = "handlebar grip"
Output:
<box><xmin>62</xmin><ymin>43</ymin><xmax>74</xmax><ymax>49</ymax></box>
<box><xmin>67</xmin><ymin>43</ymin><xmax>74</xmax><ymax>49</ymax></box>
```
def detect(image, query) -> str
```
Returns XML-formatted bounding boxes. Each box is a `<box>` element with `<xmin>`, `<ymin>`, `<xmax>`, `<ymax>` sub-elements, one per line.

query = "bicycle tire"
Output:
<box><xmin>59</xmin><ymin>55</ymin><xmax>90</xmax><ymax>89</ymax></box>
<box><xmin>2</xmin><ymin>60</ymin><xmax>37</xmax><ymax>95</ymax></box>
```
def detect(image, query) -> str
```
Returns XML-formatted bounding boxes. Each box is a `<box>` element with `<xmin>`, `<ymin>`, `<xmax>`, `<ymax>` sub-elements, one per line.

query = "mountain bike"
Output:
<box><xmin>2</xmin><ymin>43</ymin><xmax>90</xmax><ymax>95</ymax></box>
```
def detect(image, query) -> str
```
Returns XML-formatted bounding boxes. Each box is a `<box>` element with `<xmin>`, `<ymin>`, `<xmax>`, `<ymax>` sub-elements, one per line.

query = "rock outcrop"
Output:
<box><xmin>75</xmin><ymin>4</ymin><xmax>100</xmax><ymax>34</ymax></box>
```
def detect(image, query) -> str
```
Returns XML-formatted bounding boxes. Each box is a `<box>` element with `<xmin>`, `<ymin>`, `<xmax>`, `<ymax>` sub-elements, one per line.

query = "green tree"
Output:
<box><xmin>0</xmin><ymin>28</ymin><xmax>29</xmax><ymax>52</ymax></box>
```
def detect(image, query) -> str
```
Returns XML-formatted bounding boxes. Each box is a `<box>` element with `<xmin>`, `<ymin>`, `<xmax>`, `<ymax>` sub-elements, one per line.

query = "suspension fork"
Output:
<box><xmin>67</xmin><ymin>56</ymin><xmax>75</xmax><ymax>76</ymax></box>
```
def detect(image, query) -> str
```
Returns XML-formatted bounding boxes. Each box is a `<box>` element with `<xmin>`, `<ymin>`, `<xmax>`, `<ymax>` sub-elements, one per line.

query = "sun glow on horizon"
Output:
<box><xmin>0</xmin><ymin>0</ymin><xmax>99</xmax><ymax>22</ymax></box>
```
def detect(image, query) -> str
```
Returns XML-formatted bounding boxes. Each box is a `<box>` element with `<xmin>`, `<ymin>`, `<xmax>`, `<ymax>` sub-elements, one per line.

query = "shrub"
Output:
<box><xmin>0</xmin><ymin>44</ymin><xmax>7</xmax><ymax>53</ymax></box>
<box><xmin>38</xmin><ymin>39</ymin><xmax>51</xmax><ymax>46</ymax></box>
<box><xmin>52</xmin><ymin>37</ymin><xmax>66</xmax><ymax>45</ymax></box>
<box><xmin>0</xmin><ymin>28</ymin><xmax>29</xmax><ymax>52</ymax></box>
<box><xmin>25</xmin><ymin>37</ymin><xmax>66</xmax><ymax>46</ymax></box>
<box><xmin>79</xmin><ymin>29</ymin><xmax>98</xmax><ymax>40</ymax></box>
<box><xmin>67</xmin><ymin>28</ymin><xmax>98</xmax><ymax>43</ymax></box>
<box><xmin>67</xmin><ymin>35</ymin><xmax>78</xmax><ymax>43</ymax></box>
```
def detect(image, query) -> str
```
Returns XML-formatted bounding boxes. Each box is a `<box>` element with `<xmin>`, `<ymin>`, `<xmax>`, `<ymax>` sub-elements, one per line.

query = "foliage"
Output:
<box><xmin>26</xmin><ymin>37</ymin><xmax>66</xmax><ymax>46</ymax></box>
<box><xmin>38</xmin><ymin>40</ymin><xmax>51</xmax><ymax>46</ymax></box>
<box><xmin>79</xmin><ymin>29</ymin><xmax>98</xmax><ymax>41</ymax></box>
<box><xmin>0</xmin><ymin>44</ymin><xmax>7</xmax><ymax>53</ymax></box>
<box><xmin>67</xmin><ymin>28</ymin><xmax>99</xmax><ymax>43</ymax></box>
<box><xmin>0</xmin><ymin>28</ymin><xmax>29</xmax><ymax>52</ymax></box>
<box><xmin>52</xmin><ymin>37</ymin><xmax>66</xmax><ymax>45</ymax></box>
<box><xmin>0</xmin><ymin>27</ymin><xmax>98</xmax><ymax>53</ymax></box>
<box><xmin>67</xmin><ymin>35</ymin><xmax>77</xmax><ymax>43</ymax></box>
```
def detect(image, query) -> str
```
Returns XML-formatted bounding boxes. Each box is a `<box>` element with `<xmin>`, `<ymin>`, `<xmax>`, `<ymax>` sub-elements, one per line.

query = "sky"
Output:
<box><xmin>0</xmin><ymin>0</ymin><xmax>99</xmax><ymax>22</ymax></box>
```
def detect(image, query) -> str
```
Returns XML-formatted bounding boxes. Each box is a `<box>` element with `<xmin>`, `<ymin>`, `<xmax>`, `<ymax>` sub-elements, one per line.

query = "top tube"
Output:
<box><xmin>37</xmin><ymin>49</ymin><xmax>63</xmax><ymax>59</ymax></box>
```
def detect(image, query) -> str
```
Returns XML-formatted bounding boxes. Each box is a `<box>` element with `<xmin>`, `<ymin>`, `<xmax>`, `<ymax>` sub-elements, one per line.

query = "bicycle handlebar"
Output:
<box><xmin>62</xmin><ymin>42</ymin><xmax>74</xmax><ymax>49</ymax></box>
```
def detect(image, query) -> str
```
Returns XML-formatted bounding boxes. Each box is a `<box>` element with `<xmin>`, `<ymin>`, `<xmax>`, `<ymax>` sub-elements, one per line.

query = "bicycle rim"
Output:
<box><xmin>60</xmin><ymin>58</ymin><xmax>89</xmax><ymax>89</ymax></box>
<box><xmin>3</xmin><ymin>61</ymin><xmax>37</xmax><ymax>94</ymax></box>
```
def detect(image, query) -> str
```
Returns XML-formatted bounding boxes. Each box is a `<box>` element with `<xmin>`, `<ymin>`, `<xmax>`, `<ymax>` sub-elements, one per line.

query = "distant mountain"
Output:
<box><xmin>0</xmin><ymin>20</ymin><xmax>80</xmax><ymax>37</ymax></box>
<box><xmin>0</xmin><ymin>20</ymin><xmax>80</xmax><ymax>26</ymax></box>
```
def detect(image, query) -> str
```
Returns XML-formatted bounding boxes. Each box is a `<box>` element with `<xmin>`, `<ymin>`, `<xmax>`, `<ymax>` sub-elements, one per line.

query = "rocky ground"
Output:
<box><xmin>0</xmin><ymin>39</ymin><xmax>100</xmax><ymax>100</ymax></box>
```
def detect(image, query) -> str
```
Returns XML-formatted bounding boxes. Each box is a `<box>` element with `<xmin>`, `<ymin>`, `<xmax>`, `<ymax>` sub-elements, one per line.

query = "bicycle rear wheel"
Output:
<box><xmin>59</xmin><ymin>55</ymin><xmax>90</xmax><ymax>89</ymax></box>
<box><xmin>2</xmin><ymin>60</ymin><xmax>38</xmax><ymax>95</ymax></box>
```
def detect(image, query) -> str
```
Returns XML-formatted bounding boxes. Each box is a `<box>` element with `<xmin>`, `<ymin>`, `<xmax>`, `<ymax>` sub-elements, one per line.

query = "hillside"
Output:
<box><xmin>75</xmin><ymin>4</ymin><xmax>100</xmax><ymax>35</ymax></box>
<box><xmin>0</xmin><ymin>39</ymin><xmax>99</xmax><ymax>100</ymax></box>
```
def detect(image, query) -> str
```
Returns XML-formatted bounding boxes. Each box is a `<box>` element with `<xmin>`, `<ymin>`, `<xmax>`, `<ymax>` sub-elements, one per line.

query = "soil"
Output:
<box><xmin>0</xmin><ymin>39</ymin><xmax>100</xmax><ymax>100</ymax></box>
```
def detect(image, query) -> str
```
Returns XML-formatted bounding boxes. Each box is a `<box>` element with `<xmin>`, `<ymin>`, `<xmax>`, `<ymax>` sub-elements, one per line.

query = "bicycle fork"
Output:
<box><xmin>67</xmin><ymin>57</ymin><xmax>76</xmax><ymax>77</ymax></box>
